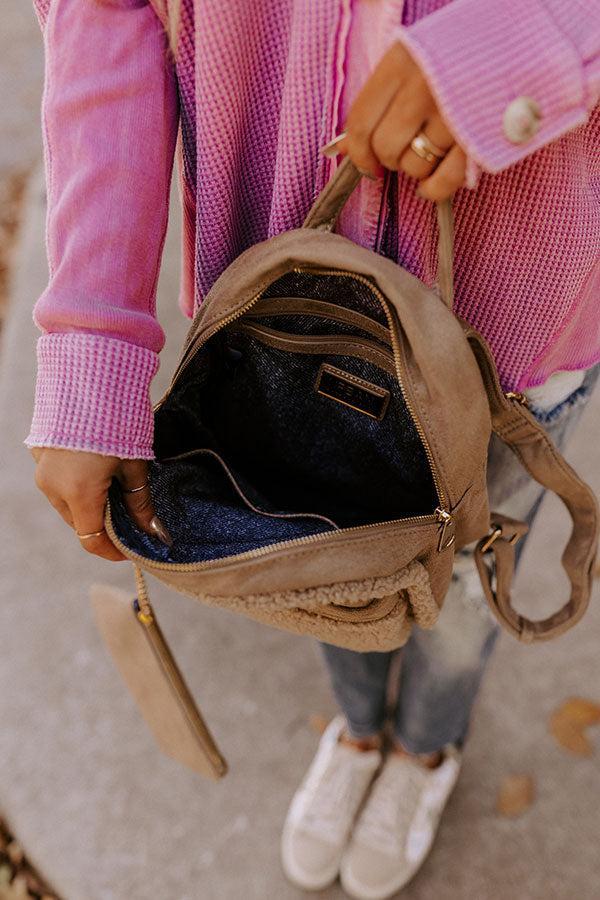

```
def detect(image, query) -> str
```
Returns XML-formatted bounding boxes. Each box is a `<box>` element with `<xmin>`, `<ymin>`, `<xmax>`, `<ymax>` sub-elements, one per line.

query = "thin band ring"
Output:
<box><xmin>122</xmin><ymin>480</ymin><xmax>150</xmax><ymax>494</ymax></box>
<box><xmin>77</xmin><ymin>528</ymin><xmax>106</xmax><ymax>541</ymax></box>
<box><xmin>410</xmin><ymin>132</ymin><xmax>447</xmax><ymax>164</ymax></box>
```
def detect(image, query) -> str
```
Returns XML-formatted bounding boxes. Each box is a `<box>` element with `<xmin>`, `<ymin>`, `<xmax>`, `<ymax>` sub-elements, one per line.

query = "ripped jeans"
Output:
<box><xmin>320</xmin><ymin>366</ymin><xmax>599</xmax><ymax>754</ymax></box>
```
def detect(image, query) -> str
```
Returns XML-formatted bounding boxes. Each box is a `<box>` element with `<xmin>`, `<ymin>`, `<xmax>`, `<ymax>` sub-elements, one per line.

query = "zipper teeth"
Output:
<box><xmin>142</xmin><ymin>264</ymin><xmax>448</xmax><ymax>572</ymax></box>
<box><xmin>233</xmin><ymin>321</ymin><xmax>395</xmax><ymax>368</ymax></box>
<box><xmin>105</xmin><ymin>503</ymin><xmax>436</xmax><ymax>572</ymax></box>
<box><xmin>291</xmin><ymin>267</ymin><xmax>447</xmax><ymax>509</ymax></box>
<box><xmin>155</xmin><ymin>288</ymin><xmax>267</xmax><ymax>410</ymax></box>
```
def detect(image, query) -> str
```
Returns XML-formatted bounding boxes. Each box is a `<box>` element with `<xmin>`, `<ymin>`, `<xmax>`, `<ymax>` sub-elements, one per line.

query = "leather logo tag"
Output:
<box><xmin>315</xmin><ymin>363</ymin><xmax>390</xmax><ymax>420</ymax></box>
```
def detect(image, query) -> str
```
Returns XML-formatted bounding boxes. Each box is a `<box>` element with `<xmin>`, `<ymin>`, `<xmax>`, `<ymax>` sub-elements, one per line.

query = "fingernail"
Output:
<box><xmin>149</xmin><ymin>515</ymin><xmax>173</xmax><ymax>547</ymax></box>
<box><xmin>320</xmin><ymin>131</ymin><xmax>348</xmax><ymax>157</ymax></box>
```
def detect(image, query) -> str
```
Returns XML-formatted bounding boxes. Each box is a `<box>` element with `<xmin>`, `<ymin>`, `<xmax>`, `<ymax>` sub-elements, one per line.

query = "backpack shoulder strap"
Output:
<box><xmin>466</xmin><ymin>326</ymin><xmax>598</xmax><ymax>642</ymax></box>
<box><xmin>305</xmin><ymin>159</ymin><xmax>597</xmax><ymax>642</ymax></box>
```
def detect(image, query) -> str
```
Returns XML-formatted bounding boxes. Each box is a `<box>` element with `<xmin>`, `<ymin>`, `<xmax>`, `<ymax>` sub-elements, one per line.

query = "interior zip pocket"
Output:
<box><xmin>109</xmin><ymin>447</ymin><xmax>340</xmax><ymax>565</ymax></box>
<box><xmin>226</xmin><ymin>322</ymin><xmax>397</xmax><ymax>377</ymax></box>
<box><xmin>207</xmin><ymin>320</ymin><xmax>437</xmax><ymax>526</ymax></box>
<box><xmin>161</xmin><ymin>447</ymin><xmax>340</xmax><ymax>529</ymax></box>
<box><xmin>245</xmin><ymin>296</ymin><xmax>392</xmax><ymax>347</ymax></box>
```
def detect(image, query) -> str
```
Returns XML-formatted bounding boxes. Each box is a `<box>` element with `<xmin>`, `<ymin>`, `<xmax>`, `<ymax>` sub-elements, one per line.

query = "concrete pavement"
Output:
<box><xmin>0</xmin><ymin>0</ymin><xmax>43</xmax><ymax>175</ymax></box>
<box><xmin>0</xmin><ymin>171</ymin><xmax>599</xmax><ymax>900</ymax></box>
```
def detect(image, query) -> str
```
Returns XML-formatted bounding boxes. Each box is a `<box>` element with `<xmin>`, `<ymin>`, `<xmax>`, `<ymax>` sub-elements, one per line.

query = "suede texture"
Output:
<box><xmin>106</xmin><ymin>160</ymin><xmax>596</xmax><ymax>650</ymax></box>
<box><xmin>107</xmin><ymin>164</ymin><xmax>492</xmax><ymax>651</ymax></box>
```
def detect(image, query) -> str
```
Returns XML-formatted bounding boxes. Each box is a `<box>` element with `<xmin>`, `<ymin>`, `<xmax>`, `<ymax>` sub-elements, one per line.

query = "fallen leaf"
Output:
<box><xmin>309</xmin><ymin>714</ymin><xmax>329</xmax><ymax>735</ymax></box>
<box><xmin>549</xmin><ymin>697</ymin><xmax>600</xmax><ymax>756</ymax></box>
<box><xmin>24</xmin><ymin>871</ymin><xmax>46</xmax><ymax>894</ymax></box>
<box><xmin>496</xmin><ymin>774</ymin><xmax>535</xmax><ymax>817</ymax></box>
<box><xmin>8</xmin><ymin>876</ymin><xmax>27</xmax><ymax>899</ymax></box>
<box><xmin>0</xmin><ymin>874</ymin><xmax>28</xmax><ymax>900</ymax></box>
<box><xmin>0</xmin><ymin>819</ymin><xmax>60</xmax><ymax>899</ymax></box>
<box><xmin>4</xmin><ymin>846</ymin><xmax>22</xmax><ymax>870</ymax></box>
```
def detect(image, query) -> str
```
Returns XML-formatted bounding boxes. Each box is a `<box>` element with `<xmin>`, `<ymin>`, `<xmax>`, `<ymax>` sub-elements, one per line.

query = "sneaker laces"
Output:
<box><xmin>353</xmin><ymin>756</ymin><xmax>429</xmax><ymax>856</ymax></box>
<box><xmin>301</xmin><ymin>748</ymin><xmax>378</xmax><ymax>845</ymax></box>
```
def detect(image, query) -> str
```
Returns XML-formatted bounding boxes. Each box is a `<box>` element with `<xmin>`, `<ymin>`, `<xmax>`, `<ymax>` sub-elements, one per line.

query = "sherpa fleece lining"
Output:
<box><xmin>196</xmin><ymin>559</ymin><xmax>431</xmax><ymax>611</ymax></box>
<box><xmin>136</xmin><ymin>559</ymin><xmax>440</xmax><ymax>652</ymax></box>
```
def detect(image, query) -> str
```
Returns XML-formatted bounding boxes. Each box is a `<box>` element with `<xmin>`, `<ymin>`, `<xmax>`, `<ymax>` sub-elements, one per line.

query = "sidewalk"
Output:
<box><xmin>0</xmin><ymin>1</ymin><xmax>43</xmax><ymax>325</ymax></box>
<box><xmin>0</xmin><ymin>170</ymin><xmax>599</xmax><ymax>900</ymax></box>
<box><xmin>0</xmin><ymin>0</ymin><xmax>43</xmax><ymax>174</ymax></box>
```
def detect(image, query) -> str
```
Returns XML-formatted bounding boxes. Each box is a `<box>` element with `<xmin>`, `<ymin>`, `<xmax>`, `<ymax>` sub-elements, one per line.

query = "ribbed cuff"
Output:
<box><xmin>396</xmin><ymin>0</ymin><xmax>588</xmax><ymax>172</ymax></box>
<box><xmin>25</xmin><ymin>332</ymin><xmax>159</xmax><ymax>459</ymax></box>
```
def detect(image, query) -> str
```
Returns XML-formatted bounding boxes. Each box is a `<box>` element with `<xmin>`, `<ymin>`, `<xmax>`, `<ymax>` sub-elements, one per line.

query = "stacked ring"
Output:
<box><xmin>77</xmin><ymin>528</ymin><xmax>106</xmax><ymax>541</ymax></box>
<box><xmin>410</xmin><ymin>132</ymin><xmax>447</xmax><ymax>164</ymax></box>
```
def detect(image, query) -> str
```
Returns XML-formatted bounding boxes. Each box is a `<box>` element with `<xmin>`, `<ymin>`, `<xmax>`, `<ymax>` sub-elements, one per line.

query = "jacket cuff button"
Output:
<box><xmin>503</xmin><ymin>96</ymin><xmax>541</xmax><ymax>144</ymax></box>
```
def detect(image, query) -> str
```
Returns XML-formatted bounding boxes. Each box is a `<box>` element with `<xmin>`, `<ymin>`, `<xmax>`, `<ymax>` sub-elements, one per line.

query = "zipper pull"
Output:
<box><xmin>435</xmin><ymin>508</ymin><xmax>455</xmax><ymax>552</ymax></box>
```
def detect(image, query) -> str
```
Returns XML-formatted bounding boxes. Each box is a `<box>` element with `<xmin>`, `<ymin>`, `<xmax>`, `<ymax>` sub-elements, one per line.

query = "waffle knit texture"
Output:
<box><xmin>27</xmin><ymin>0</ymin><xmax>600</xmax><ymax>458</ymax></box>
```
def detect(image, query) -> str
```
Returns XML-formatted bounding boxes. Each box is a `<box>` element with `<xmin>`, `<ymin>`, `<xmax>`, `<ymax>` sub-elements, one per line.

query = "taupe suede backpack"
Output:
<box><xmin>93</xmin><ymin>158</ymin><xmax>598</xmax><ymax>778</ymax></box>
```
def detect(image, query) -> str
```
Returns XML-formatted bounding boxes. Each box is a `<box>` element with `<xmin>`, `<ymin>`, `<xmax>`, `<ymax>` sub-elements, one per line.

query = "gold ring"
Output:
<box><xmin>122</xmin><ymin>480</ymin><xmax>150</xmax><ymax>494</ymax></box>
<box><xmin>410</xmin><ymin>132</ymin><xmax>447</xmax><ymax>164</ymax></box>
<box><xmin>77</xmin><ymin>528</ymin><xmax>106</xmax><ymax>541</ymax></box>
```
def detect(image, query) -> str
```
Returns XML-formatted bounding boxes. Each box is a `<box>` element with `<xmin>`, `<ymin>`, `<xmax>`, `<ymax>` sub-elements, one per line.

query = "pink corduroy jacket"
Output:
<box><xmin>26</xmin><ymin>0</ymin><xmax>600</xmax><ymax>459</ymax></box>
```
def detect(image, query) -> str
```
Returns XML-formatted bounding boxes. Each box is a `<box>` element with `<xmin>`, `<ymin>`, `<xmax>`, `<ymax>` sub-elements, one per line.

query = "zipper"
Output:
<box><xmin>288</xmin><ymin>268</ymin><xmax>449</xmax><ymax>512</ymax></box>
<box><xmin>228</xmin><ymin>321</ymin><xmax>396</xmax><ymax>374</ymax></box>
<box><xmin>106</xmin><ymin>502</ymin><xmax>439</xmax><ymax>572</ymax></box>
<box><xmin>146</xmin><ymin>265</ymin><xmax>454</xmax><ymax>569</ymax></box>
<box><xmin>162</xmin><ymin>446</ymin><xmax>340</xmax><ymax>529</ymax></box>
<box><xmin>155</xmin><ymin>286</ymin><xmax>269</xmax><ymax>410</ymax></box>
<box><xmin>435</xmin><ymin>506</ymin><xmax>456</xmax><ymax>552</ymax></box>
<box><xmin>245</xmin><ymin>296</ymin><xmax>392</xmax><ymax>346</ymax></box>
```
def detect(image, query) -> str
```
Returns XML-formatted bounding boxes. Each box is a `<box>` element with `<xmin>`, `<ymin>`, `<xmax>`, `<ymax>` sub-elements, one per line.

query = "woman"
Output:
<box><xmin>28</xmin><ymin>1</ymin><xmax>600</xmax><ymax>897</ymax></box>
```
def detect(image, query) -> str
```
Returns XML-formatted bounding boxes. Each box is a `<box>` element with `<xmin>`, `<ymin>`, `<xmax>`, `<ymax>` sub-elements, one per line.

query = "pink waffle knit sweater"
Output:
<box><xmin>26</xmin><ymin>0</ymin><xmax>600</xmax><ymax>459</ymax></box>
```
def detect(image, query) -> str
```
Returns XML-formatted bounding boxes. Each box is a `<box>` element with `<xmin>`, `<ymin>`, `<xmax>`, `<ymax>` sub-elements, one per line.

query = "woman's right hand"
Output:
<box><xmin>31</xmin><ymin>447</ymin><xmax>172</xmax><ymax>561</ymax></box>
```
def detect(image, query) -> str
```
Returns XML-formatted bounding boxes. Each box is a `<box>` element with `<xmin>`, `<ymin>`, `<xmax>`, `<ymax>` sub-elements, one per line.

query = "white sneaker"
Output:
<box><xmin>340</xmin><ymin>745</ymin><xmax>462</xmax><ymax>899</ymax></box>
<box><xmin>281</xmin><ymin>716</ymin><xmax>382</xmax><ymax>891</ymax></box>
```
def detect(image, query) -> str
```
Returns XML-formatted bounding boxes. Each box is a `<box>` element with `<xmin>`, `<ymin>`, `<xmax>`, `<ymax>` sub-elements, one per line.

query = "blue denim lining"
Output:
<box><xmin>109</xmin><ymin>452</ymin><xmax>335</xmax><ymax>564</ymax></box>
<box><xmin>110</xmin><ymin>272</ymin><xmax>437</xmax><ymax>564</ymax></box>
<box><xmin>202</xmin><ymin>331</ymin><xmax>436</xmax><ymax>524</ymax></box>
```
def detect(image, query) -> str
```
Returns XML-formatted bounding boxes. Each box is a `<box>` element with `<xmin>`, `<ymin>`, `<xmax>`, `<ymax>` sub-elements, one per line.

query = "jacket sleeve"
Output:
<box><xmin>26</xmin><ymin>0</ymin><xmax>179</xmax><ymax>459</ymax></box>
<box><xmin>395</xmin><ymin>0</ymin><xmax>600</xmax><ymax>173</ymax></box>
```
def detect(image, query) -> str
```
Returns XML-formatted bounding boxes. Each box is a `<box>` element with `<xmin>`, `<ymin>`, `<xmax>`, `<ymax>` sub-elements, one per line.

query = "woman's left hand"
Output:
<box><xmin>327</xmin><ymin>41</ymin><xmax>466</xmax><ymax>201</ymax></box>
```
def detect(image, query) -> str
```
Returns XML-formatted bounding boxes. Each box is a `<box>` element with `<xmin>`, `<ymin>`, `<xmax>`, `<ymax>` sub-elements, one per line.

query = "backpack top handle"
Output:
<box><xmin>302</xmin><ymin>155</ymin><xmax>454</xmax><ymax>310</ymax></box>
